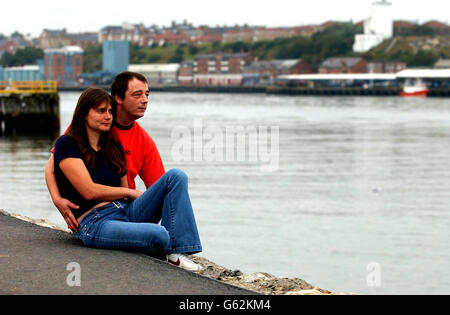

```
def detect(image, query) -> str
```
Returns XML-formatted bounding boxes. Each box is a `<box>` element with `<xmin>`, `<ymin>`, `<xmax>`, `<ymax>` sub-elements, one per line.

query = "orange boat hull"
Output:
<box><xmin>399</xmin><ymin>89</ymin><xmax>429</xmax><ymax>97</ymax></box>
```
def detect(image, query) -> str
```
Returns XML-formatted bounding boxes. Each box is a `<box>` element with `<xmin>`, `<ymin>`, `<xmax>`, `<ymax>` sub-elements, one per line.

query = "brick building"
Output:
<box><xmin>193</xmin><ymin>52</ymin><xmax>253</xmax><ymax>85</ymax></box>
<box><xmin>393</xmin><ymin>20</ymin><xmax>417</xmax><ymax>35</ymax></box>
<box><xmin>39</xmin><ymin>29</ymin><xmax>99</xmax><ymax>49</ymax></box>
<box><xmin>153</xmin><ymin>31</ymin><xmax>190</xmax><ymax>46</ymax></box>
<box><xmin>367</xmin><ymin>61</ymin><xmax>406</xmax><ymax>73</ymax></box>
<box><xmin>99</xmin><ymin>23</ymin><xmax>151</xmax><ymax>46</ymax></box>
<box><xmin>243</xmin><ymin>59</ymin><xmax>313</xmax><ymax>85</ymax></box>
<box><xmin>422</xmin><ymin>20</ymin><xmax>450</xmax><ymax>35</ymax></box>
<box><xmin>178</xmin><ymin>61</ymin><xmax>194</xmax><ymax>85</ymax></box>
<box><xmin>0</xmin><ymin>35</ymin><xmax>31</xmax><ymax>56</ymax></box>
<box><xmin>39</xmin><ymin>29</ymin><xmax>72</xmax><ymax>49</ymax></box>
<box><xmin>319</xmin><ymin>57</ymin><xmax>367</xmax><ymax>74</ymax></box>
<box><xmin>222</xmin><ymin>29</ymin><xmax>256</xmax><ymax>43</ymax></box>
<box><xmin>44</xmin><ymin>46</ymin><xmax>83</xmax><ymax>87</ymax></box>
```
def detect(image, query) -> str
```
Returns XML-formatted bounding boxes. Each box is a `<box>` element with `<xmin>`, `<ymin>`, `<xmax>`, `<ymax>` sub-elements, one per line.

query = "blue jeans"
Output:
<box><xmin>73</xmin><ymin>168</ymin><xmax>202</xmax><ymax>256</ymax></box>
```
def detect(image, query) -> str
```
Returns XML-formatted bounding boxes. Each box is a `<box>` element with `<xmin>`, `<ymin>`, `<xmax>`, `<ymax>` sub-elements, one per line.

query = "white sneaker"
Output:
<box><xmin>167</xmin><ymin>254</ymin><xmax>203</xmax><ymax>272</ymax></box>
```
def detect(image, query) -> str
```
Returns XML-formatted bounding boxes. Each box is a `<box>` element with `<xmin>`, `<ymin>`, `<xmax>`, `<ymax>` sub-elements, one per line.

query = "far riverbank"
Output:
<box><xmin>58</xmin><ymin>85</ymin><xmax>450</xmax><ymax>97</ymax></box>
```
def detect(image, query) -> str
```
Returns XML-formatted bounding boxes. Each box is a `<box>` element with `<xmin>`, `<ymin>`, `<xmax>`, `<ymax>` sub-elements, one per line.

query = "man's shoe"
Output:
<box><xmin>167</xmin><ymin>254</ymin><xmax>203</xmax><ymax>272</ymax></box>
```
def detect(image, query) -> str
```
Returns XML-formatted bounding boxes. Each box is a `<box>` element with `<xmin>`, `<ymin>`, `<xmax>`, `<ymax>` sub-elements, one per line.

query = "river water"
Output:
<box><xmin>1</xmin><ymin>91</ymin><xmax>449</xmax><ymax>294</ymax></box>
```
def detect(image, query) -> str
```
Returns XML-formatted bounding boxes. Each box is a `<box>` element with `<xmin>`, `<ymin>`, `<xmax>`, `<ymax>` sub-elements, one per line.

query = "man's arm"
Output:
<box><xmin>45</xmin><ymin>154</ymin><xmax>79</xmax><ymax>232</ymax></box>
<box><xmin>140</xmin><ymin>135</ymin><xmax>165</xmax><ymax>189</ymax></box>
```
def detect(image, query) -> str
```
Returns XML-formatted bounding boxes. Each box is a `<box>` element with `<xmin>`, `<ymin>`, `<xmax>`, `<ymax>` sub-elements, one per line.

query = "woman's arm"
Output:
<box><xmin>59</xmin><ymin>157</ymin><xmax>139</xmax><ymax>201</ymax></box>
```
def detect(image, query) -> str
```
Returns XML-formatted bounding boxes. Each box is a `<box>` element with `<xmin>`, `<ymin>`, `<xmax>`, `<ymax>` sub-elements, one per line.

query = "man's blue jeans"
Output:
<box><xmin>73</xmin><ymin>169</ymin><xmax>202</xmax><ymax>256</ymax></box>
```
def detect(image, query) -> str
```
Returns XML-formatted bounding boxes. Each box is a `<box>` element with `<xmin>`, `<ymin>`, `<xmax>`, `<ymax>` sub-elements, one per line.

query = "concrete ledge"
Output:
<box><xmin>0</xmin><ymin>211</ymin><xmax>258</xmax><ymax>295</ymax></box>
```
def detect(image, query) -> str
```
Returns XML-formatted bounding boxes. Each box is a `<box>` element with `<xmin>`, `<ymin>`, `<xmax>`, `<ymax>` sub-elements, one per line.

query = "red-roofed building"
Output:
<box><xmin>191</xmin><ymin>33</ymin><xmax>222</xmax><ymax>44</ymax></box>
<box><xmin>319</xmin><ymin>57</ymin><xmax>367</xmax><ymax>74</ymax></box>
<box><xmin>394</xmin><ymin>20</ymin><xmax>417</xmax><ymax>35</ymax></box>
<box><xmin>422</xmin><ymin>20</ymin><xmax>450</xmax><ymax>35</ymax></box>
<box><xmin>222</xmin><ymin>29</ymin><xmax>256</xmax><ymax>43</ymax></box>
<box><xmin>153</xmin><ymin>31</ymin><xmax>190</xmax><ymax>46</ymax></box>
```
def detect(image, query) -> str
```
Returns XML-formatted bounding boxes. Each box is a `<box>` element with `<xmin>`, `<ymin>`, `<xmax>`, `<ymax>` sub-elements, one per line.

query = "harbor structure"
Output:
<box><xmin>0</xmin><ymin>80</ymin><xmax>59</xmax><ymax>134</ymax></box>
<box><xmin>353</xmin><ymin>0</ymin><xmax>394</xmax><ymax>53</ymax></box>
<box><xmin>277</xmin><ymin>69</ymin><xmax>450</xmax><ymax>96</ymax></box>
<box><xmin>102</xmin><ymin>40</ymin><xmax>129</xmax><ymax>75</ymax></box>
<box><xmin>0</xmin><ymin>65</ymin><xmax>44</xmax><ymax>81</ymax></box>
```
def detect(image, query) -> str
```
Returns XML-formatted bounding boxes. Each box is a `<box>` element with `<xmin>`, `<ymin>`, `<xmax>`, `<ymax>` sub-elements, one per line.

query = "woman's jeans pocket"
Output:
<box><xmin>75</xmin><ymin>211</ymin><xmax>100</xmax><ymax>245</ymax></box>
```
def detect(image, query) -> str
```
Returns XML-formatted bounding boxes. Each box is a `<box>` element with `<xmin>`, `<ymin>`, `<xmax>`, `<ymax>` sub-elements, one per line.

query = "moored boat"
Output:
<box><xmin>400</xmin><ymin>79</ymin><xmax>429</xmax><ymax>97</ymax></box>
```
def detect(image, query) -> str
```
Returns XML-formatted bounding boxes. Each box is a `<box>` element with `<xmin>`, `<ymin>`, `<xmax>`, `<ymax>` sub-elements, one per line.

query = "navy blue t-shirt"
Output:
<box><xmin>53</xmin><ymin>135</ymin><xmax>124</xmax><ymax>219</ymax></box>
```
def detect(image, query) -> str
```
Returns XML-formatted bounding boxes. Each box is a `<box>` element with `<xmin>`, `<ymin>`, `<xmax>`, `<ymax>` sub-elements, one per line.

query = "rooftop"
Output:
<box><xmin>321</xmin><ymin>57</ymin><xmax>364</xmax><ymax>68</ymax></box>
<box><xmin>129</xmin><ymin>63</ymin><xmax>180</xmax><ymax>72</ymax></box>
<box><xmin>44</xmin><ymin>46</ymin><xmax>84</xmax><ymax>54</ymax></box>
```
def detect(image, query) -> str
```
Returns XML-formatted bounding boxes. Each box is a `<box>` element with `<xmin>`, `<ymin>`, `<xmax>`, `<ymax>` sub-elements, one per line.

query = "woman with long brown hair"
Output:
<box><xmin>52</xmin><ymin>88</ymin><xmax>202</xmax><ymax>271</ymax></box>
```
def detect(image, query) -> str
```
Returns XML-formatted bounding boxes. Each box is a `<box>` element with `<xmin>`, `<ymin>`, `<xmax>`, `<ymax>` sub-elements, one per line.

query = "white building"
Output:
<box><xmin>128</xmin><ymin>64</ymin><xmax>180</xmax><ymax>84</ymax></box>
<box><xmin>353</xmin><ymin>0</ymin><xmax>394</xmax><ymax>53</ymax></box>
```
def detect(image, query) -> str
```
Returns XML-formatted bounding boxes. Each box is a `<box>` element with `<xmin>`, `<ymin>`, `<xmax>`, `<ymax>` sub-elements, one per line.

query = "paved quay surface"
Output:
<box><xmin>0</xmin><ymin>212</ymin><xmax>258</xmax><ymax>295</ymax></box>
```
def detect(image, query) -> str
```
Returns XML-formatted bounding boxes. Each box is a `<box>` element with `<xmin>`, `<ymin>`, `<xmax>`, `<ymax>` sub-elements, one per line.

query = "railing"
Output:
<box><xmin>0</xmin><ymin>81</ymin><xmax>58</xmax><ymax>94</ymax></box>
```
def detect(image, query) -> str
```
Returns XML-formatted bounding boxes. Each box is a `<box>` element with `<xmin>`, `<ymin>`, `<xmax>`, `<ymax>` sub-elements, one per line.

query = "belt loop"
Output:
<box><xmin>112</xmin><ymin>201</ymin><xmax>123</xmax><ymax>208</ymax></box>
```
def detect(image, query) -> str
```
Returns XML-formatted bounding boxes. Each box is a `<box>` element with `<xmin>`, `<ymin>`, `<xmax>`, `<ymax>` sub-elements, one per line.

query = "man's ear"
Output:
<box><xmin>114</xmin><ymin>95</ymin><xmax>123</xmax><ymax>105</ymax></box>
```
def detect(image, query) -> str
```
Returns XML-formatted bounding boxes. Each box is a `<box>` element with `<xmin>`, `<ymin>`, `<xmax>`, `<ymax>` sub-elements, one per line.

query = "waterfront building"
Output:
<box><xmin>0</xmin><ymin>65</ymin><xmax>43</xmax><ymax>81</ymax></box>
<box><xmin>102</xmin><ymin>40</ymin><xmax>129</xmax><ymax>75</ymax></box>
<box><xmin>434</xmin><ymin>59</ymin><xmax>450</xmax><ymax>69</ymax></box>
<box><xmin>353</xmin><ymin>0</ymin><xmax>393</xmax><ymax>53</ymax></box>
<box><xmin>178</xmin><ymin>61</ymin><xmax>194</xmax><ymax>85</ymax></box>
<box><xmin>319</xmin><ymin>57</ymin><xmax>367</xmax><ymax>74</ymax></box>
<box><xmin>128</xmin><ymin>63</ymin><xmax>180</xmax><ymax>84</ymax></box>
<box><xmin>367</xmin><ymin>61</ymin><xmax>406</xmax><ymax>73</ymax></box>
<box><xmin>44</xmin><ymin>46</ymin><xmax>83</xmax><ymax>87</ymax></box>
<box><xmin>243</xmin><ymin>59</ymin><xmax>314</xmax><ymax>85</ymax></box>
<box><xmin>193</xmin><ymin>52</ymin><xmax>253</xmax><ymax>86</ymax></box>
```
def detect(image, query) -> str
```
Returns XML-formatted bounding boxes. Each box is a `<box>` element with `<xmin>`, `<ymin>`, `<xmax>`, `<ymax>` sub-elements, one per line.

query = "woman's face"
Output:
<box><xmin>85</xmin><ymin>101</ymin><xmax>113</xmax><ymax>133</ymax></box>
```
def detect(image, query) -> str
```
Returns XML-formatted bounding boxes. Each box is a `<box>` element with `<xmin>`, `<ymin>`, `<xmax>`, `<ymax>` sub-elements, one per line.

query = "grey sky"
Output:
<box><xmin>2</xmin><ymin>0</ymin><xmax>448</xmax><ymax>37</ymax></box>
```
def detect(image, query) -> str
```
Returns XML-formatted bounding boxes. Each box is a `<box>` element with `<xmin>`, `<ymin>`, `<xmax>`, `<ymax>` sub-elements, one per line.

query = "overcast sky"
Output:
<box><xmin>2</xmin><ymin>0</ymin><xmax>448</xmax><ymax>37</ymax></box>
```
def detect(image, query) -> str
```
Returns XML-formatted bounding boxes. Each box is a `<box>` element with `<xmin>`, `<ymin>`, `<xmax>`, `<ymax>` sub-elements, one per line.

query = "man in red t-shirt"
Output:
<box><xmin>45</xmin><ymin>72</ymin><xmax>165</xmax><ymax>232</ymax></box>
<box><xmin>46</xmin><ymin>72</ymin><xmax>202</xmax><ymax>270</ymax></box>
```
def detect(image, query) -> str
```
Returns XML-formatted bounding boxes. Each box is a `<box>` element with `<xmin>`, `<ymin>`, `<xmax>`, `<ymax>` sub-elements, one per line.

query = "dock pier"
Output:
<box><xmin>0</xmin><ymin>81</ymin><xmax>59</xmax><ymax>135</ymax></box>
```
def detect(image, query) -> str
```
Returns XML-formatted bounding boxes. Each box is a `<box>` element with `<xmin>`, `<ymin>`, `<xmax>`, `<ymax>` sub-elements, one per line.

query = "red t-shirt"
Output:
<box><xmin>111</xmin><ymin>121</ymin><xmax>165</xmax><ymax>189</ymax></box>
<box><xmin>52</xmin><ymin>121</ymin><xmax>165</xmax><ymax>190</ymax></box>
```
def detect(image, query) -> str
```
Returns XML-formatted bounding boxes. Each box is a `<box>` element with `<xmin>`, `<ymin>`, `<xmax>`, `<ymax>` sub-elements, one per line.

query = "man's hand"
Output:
<box><xmin>128</xmin><ymin>189</ymin><xmax>143</xmax><ymax>200</ymax></box>
<box><xmin>54</xmin><ymin>197</ymin><xmax>79</xmax><ymax>232</ymax></box>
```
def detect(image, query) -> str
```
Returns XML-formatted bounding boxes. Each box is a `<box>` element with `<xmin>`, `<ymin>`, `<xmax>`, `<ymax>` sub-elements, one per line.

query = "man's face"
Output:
<box><xmin>116</xmin><ymin>77</ymin><xmax>149</xmax><ymax>121</ymax></box>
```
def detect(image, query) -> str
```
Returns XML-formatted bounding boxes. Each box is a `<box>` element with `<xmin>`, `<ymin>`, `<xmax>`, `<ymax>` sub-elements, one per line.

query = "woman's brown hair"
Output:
<box><xmin>67</xmin><ymin>88</ymin><xmax>126</xmax><ymax>176</ymax></box>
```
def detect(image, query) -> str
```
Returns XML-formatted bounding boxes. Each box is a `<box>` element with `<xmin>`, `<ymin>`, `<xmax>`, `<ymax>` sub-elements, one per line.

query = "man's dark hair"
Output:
<box><xmin>110</xmin><ymin>71</ymin><xmax>148</xmax><ymax>100</ymax></box>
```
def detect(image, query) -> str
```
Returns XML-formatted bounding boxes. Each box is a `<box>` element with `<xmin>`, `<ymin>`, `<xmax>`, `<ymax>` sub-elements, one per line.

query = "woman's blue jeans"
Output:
<box><xmin>73</xmin><ymin>168</ymin><xmax>202</xmax><ymax>256</ymax></box>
